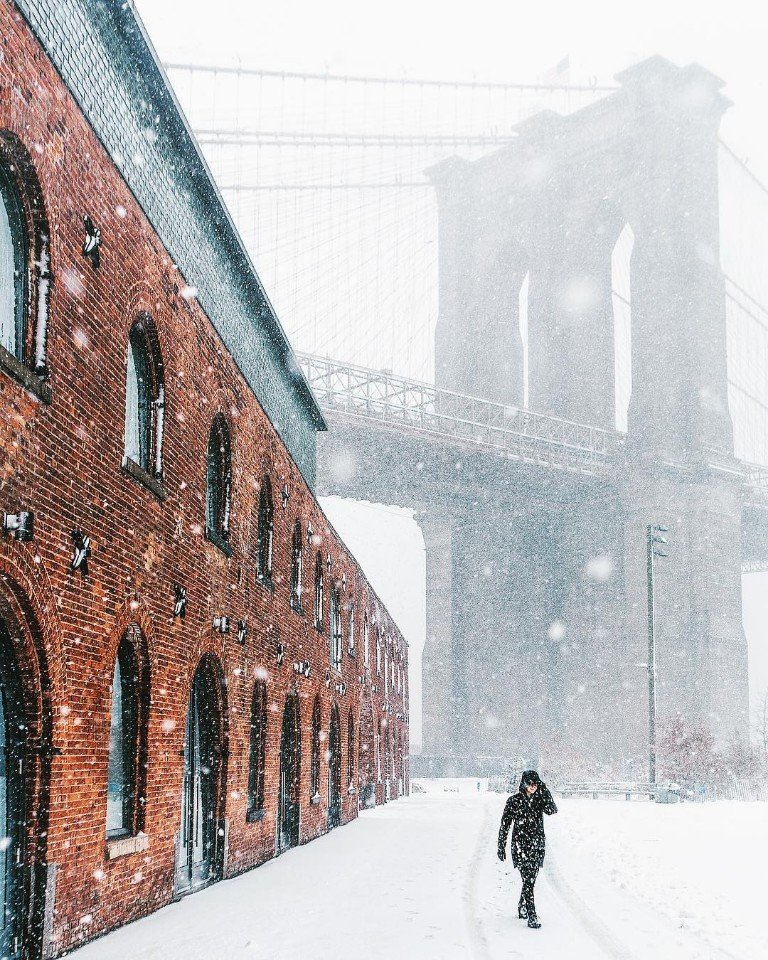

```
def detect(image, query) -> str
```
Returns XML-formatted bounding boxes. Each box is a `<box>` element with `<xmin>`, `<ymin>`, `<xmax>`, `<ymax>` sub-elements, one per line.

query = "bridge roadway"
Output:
<box><xmin>299</xmin><ymin>354</ymin><xmax>768</xmax><ymax>570</ymax></box>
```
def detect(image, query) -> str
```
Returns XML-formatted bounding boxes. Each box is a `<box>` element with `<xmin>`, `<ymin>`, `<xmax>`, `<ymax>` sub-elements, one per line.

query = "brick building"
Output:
<box><xmin>0</xmin><ymin>1</ymin><xmax>409</xmax><ymax>956</ymax></box>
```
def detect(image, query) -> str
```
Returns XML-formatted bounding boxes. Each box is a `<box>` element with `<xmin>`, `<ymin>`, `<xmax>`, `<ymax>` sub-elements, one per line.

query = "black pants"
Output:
<box><xmin>517</xmin><ymin>862</ymin><xmax>540</xmax><ymax>918</ymax></box>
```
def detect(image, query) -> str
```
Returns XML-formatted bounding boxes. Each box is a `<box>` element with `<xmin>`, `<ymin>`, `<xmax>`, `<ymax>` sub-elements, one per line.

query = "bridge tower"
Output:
<box><xmin>424</xmin><ymin>57</ymin><xmax>749</xmax><ymax>772</ymax></box>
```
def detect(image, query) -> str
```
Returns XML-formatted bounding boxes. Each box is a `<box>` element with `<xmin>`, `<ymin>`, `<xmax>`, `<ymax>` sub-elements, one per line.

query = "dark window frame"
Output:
<box><xmin>206</xmin><ymin>414</ymin><xmax>233</xmax><ymax>556</ymax></box>
<box><xmin>310</xmin><ymin>697</ymin><xmax>321</xmax><ymax>802</ymax></box>
<box><xmin>106</xmin><ymin>633</ymin><xmax>145</xmax><ymax>840</ymax></box>
<box><xmin>314</xmin><ymin>552</ymin><xmax>324</xmax><ymax>631</ymax></box>
<box><xmin>247</xmin><ymin>681</ymin><xmax>267</xmax><ymax>820</ymax></box>
<box><xmin>256</xmin><ymin>477</ymin><xmax>274</xmax><ymax>588</ymax></box>
<box><xmin>290</xmin><ymin>522</ymin><xmax>304</xmax><ymax>613</ymax></box>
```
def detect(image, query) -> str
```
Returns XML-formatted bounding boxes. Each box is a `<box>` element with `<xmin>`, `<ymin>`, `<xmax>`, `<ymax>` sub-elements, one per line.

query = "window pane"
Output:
<box><xmin>106</xmin><ymin>658</ymin><xmax>126</xmax><ymax>833</ymax></box>
<box><xmin>0</xmin><ymin>179</ymin><xmax>19</xmax><ymax>357</ymax></box>
<box><xmin>124</xmin><ymin>341</ymin><xmax>140</xmax><ymax>463</ymax></box>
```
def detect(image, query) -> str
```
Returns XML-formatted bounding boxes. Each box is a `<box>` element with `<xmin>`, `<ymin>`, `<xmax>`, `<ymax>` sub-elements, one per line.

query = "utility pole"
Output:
<box><xmin>646</xmin><ymin>524</ymin><xmax>669</xmax><ymax>785</ymax></box>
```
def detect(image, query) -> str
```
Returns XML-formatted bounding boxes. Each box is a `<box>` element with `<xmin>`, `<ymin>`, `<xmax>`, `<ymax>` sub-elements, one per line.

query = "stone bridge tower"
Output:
<box><xmin>422</xmin><ymin>57</ymin><xmax>749</xmax><ymax>773</ymax></box>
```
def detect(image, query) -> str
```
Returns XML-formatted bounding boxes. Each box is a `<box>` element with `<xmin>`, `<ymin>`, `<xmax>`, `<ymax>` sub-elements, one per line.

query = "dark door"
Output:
<box><xmin>0</xmin><ymin>618</ymin><xmax>23</xmax><ymax>959</ymax></box>
<box><xmin>327</xmin><ymin>707</ymin><xmax>341</xmax><ymax>829</ymax></box>
<box><xmin>175</xmin><ymin>665</ymin><xmax>219</xmax><ymax>894</ymax></box>
<box><xmin>278</xmin><ymin>699</ymin><xmax>300</xmax><ymax>852</ymax></box>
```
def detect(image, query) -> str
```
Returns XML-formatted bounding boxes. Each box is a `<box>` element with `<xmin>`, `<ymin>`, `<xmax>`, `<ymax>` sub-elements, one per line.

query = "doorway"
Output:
<box><xmin>327</xmin><ymin>704</ymin><xmax>342</xmax><ymax>829</ymax></box>
<box><xmin>175</xmin><ymin>658</ymin><xmax>223</xmax><ymax>895</ymax></box>
<box><xmin>0</xmin><ymin>616</ymin><xmax>24</xmax><ymax>959</ymax></box>
<box><xmin>278</xmin><ymin>696</ymin><xmax>301</xmax><ymax>852</ymax></box>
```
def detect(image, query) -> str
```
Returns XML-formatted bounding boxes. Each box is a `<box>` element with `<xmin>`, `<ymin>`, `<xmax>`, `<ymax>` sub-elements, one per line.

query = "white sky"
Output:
<box><xmin>134</xmin><ymin>0</ymin><xmax>768</xmax><ymax>748</ymax></box>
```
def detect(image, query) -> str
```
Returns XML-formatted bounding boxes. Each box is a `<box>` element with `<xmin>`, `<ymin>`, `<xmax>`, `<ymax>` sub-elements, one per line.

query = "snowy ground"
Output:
<box><xmin>69</xmin><ymin>780</ymin><xmax>768</xmax><ymax>960</ymax></box>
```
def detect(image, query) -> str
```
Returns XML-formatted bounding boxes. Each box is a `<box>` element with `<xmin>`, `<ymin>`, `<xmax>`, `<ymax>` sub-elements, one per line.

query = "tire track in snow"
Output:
<box><xmin>545</xmin><ymin>840</ymin><xmax>747</xmax><ymax>960</ymax></box>
<box><xmin>544</xmin><ymin>852</ymin><xmax>639</xmax><ymax>960</ymax></box>
<box><xmin>462</xmin><ymin>798</ymin><xmax>496</xmax><ymax>960</ymax></box>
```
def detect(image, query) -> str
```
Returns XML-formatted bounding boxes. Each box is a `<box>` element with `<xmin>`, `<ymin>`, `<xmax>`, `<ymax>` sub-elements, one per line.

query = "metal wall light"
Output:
<box><xmin>173</xmin><ymin>584</ymin><xmax>187</xmax><ymax>618</ymax></box>
<box><xmin>281</xmin><ymin>485</ymin><xmax>290</xmax><ymax>508</ymax></box>
<box><xmin>237</xmin><ymin>620</ymin><xmax>247</xmax><ymax>645</ymax></box>
<box><xmin>70</xmin><ymin>530</ymin><xmax>90</xmax><ymax>575</ymax></box>
<box><xmin>3</xmin><ymin>510</ymin><xmax>34</xmax><ymax>542</ymax></box>
<box><xmin>82</xmin><ymin>215</ymin><xmax>101</xmax><ymax>268</ymax></box>
<box><xmin>277</xmin><ymin>641</ymin><xmax>285</xmax><ymax>665</ymax></box>
<box><xmin>325</xmin><ymin>669</ymin><xmax>331</xmax><ymax>688</ymax></box>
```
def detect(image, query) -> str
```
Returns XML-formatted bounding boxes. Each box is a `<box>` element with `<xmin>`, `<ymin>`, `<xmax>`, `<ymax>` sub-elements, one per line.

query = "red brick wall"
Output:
<box><xmin>0</xmin><ymin>2</ymin><xmax>409</xmax><ymax>954</ymax></box>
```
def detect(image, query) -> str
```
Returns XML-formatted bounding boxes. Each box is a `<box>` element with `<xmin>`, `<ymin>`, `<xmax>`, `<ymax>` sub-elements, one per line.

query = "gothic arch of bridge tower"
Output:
<box><xmin>307</xmin><ymin>56</ymin><xmax>754</xmax><ymax>772</ymax></box>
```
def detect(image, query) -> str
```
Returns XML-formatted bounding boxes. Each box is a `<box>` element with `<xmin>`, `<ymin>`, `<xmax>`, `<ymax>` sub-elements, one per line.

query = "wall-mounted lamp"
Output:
<box><xmin>3</xmin><ymin>511</ymin><xmax>34</xmax><ymax>542</ymax></box>
<box><xmin>173</xmin><ymin>584</ymin><xmax>187</xmax><ymax>619</ymax></box>
<box><xmin>325</xmin><ymin>669</ymin><xmax>331</xmax><ymax>688</ymax></box>
<box><xmin>237</xmin><ymin>620</ymin><xmax>247</xmax><ymax>645</ymax></box>
<box><xmin>277</xmin><ymin>641</ymin><xmax>285</xmax><ymax>665</ymax></box>
<box><xmin>281</xmin><ymin>485</ymin><xmax>290</xmax><ymax>508</ymax></box>
<box><xmin>82</xmin><ymin>215</ymin><xmax>101</xmax><ymax>268</ymax></box>
<box><xmin>70</xmin><ymin>530</ymin><xmax>90</xmax><ymax>575</ymax></box>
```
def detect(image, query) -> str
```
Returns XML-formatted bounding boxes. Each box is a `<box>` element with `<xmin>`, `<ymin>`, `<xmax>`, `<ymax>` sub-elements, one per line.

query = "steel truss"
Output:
<box><xmin>297</xmin><ymin>353</ymin><xmax>621</xmax><ymax>476</ymax></box>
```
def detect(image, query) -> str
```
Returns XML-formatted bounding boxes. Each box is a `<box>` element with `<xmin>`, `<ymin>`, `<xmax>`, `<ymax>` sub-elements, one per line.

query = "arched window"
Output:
<box><xmin>124</xmin><ymin>316</ymin><xmax>165</xmax><ymax>479</ymax></box>
<box><xmin>206</xmin><ymin>414</ymin><xmax>232</xmax><ymax>552</ymax></box>
<box><xmin>330</xmin><ymin>589</ymin><xmax>342</xmax><ymax>670</ymax></box>
<box><xmin>363</xmin><ymin>614</ymin><xmax>370</xmax><ymax>668</ymax></box>
<box><xmin>247</xmin><ymin>682</ymin><xmax>267</xmax><ymax>819</ymax></box>
<box><xmin>0</xmin><ymin>137</ymin><xmax>51</xmax><ymax>385</ymax></box>
<box><xmin>314</xmin><ymin>553</ymin><xmax>324</xmax><ymax>630</ymax></box>
<box><xmin>376</xmin><ymin>628</ymin><xmax>382</xmax><ymax>677</ymax></box>
<box><xmin>347</xmin><ymin>711</ymin><xmax>355</xmax><ymax>788</ymax></box>
<box><xmin>106</xmin><ymin>629</ymin><xmax>147</xmax><ymax>838</ymax></box>
<box><xmin>256</xmin><ymin>477</ymin><xmax>274</xmax><ymax>585</ymax></box>
<box><xmin>0</xmin><ymin>161</ymin><xmax>26</xmax><ymax>361</ymax></box>
<box><xmin>347</xmin><ymin>604</ymin><xmax>355</xmax><ymax>657</ymax></box>
<box><xmin>310</xmin><ymin>697</ymin><xmax>321</xmax><ymax>801</ymax></box>
<box><xmin>290</xmin><ymin>522</ymin><xmax>303</xmax><ymax>613</ymax></box>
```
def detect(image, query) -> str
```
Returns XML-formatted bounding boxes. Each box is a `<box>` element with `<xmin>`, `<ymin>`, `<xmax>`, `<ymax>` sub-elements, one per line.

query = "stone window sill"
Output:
<box><xmin>290</xmin><ymin>599</ymin><xmax>304</xmax><ymax>616</ymax></box>
<box><xmin>246</xmin><ymin>807</ymin><xmax>266</xmax><ymax>823</ymax></box>
<box><xmin>122</xmin><ymin>457</ymin><xmax>168</xmax><ymax>501</ymax></box>
<box><xmin>310</xmin><ymin>793</ymin><xmax>322</xmax><ymax>806</ymax></box>
<box><xmin>106</xmin><ymin>832</ymin><xmax>149</xmax><ymax>860</ymax></box>
<box><xmin>0</xmin><ymin>344</ymin><xmax>51</xmax><ymax>403</ymax></box>
<box><xmin>205</xmin><ymin>526</ymin><xmax>233</xmax><ymax>558</ymax></box>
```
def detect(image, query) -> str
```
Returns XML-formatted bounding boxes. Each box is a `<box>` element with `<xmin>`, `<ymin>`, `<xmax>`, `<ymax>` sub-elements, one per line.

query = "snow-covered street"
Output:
<box><xmin>69</xmin><ymin>780</ymin><xmax>767</xmax><ymax>960</ymax></box>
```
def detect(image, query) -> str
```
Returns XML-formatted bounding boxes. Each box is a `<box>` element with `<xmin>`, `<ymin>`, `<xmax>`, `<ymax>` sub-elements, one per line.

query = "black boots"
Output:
<box><xmin>527</xmin><ymin>915</ymin><xmax>541</xmax><ymax>929</ymax></box>
<box><xmin>517</xmin><ymin>900</ymin><xmax>527</xmax><ymax>920</ymax></box>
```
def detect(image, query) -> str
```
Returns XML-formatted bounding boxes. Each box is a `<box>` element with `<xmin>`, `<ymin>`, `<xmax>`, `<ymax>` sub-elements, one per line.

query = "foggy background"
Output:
<box><xmin>135</xmin><ymin>0</ymin><xmax>768</xmax><ymax>749</ymax></box>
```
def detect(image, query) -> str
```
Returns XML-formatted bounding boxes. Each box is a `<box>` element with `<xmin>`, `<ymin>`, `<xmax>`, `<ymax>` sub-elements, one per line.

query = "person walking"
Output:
<box><xmin>497</xmin><ymin>770</ymin><xmax>557</xmax><ymax>929</ymax></box>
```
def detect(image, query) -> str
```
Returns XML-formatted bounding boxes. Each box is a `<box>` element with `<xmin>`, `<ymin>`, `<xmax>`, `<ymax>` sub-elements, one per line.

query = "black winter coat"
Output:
<box><xmin>497</xmin><ymin>772</ymin><xmax>557</xmax><ymax>870</ymax></box>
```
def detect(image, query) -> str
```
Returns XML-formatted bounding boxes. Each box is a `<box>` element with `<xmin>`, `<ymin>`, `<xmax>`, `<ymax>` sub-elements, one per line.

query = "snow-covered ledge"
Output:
<box><xmin>107</xmin><ymin>832</ymin><xmax>149</xmax><ymax>860</ymax></box>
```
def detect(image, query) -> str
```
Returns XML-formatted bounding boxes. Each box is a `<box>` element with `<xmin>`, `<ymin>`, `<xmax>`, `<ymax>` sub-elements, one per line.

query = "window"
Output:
<box><xmin>290</xmin><ymin>522</ymin><xmax>303</xmax><ymax>613</ymax></box>
<box><xmin>314</xmin><ymin>553</ymin><xmax>324</xmax><ymax>630</ymax></box>
<box><xmin>347</xmin><ymin>711</ymin><xmax>355</xmax><ymax>788</ymax></box>
<box><xmin>376</xmin><ymin>719</ymin><xmax>382</xmax><ymax>783</ymax></box>
<box><xmin>206</xmin><ymin>414</ymin><xmax>232</xmax><ymax>552</ymax></box>
<box><xmin>256</xmin><ymin>478</ymin><xmax>274</xmax><ymax>585</ymax></box>
<box><xmin>376</xmin><ymin>629</ymin><xmax>382</xmax><ymax>677</ymax></box>
<box><xmin>247</xmin><ymin>682</ymin><xmax>267</xmax><ymax>818</ymax></box>
<box><xmin>347</xmin><ymin>604</ymin><xmax>355</xmax><ymax>657</ymax></box>
<box><xmin>310</xmin><ymin>697</ymin><xmax>321</xmax><ymax>801</ymax></box>
<box><xmin>0</xmin><ymin>161</ymin><xmax>25</xmax><ymax>361</ymax></box>
<box><xmin>107</xmin><ymin>634</ymin><xmax>141</xmax><ymax>838</ymax></box>
<box><xmin>0</xmin><ymin>139</ymin><xmax>51</xmax><ymax>395</ymax></box>
<box><xmin>330</xmin><ymin>589</ymin><xmax>342</xmax><ymax>670</ymax></box>
<box><xmin>364</xmin><ymin>614</ymin><xmax>370</xmax><ymax>668</ymax></box>
<box><xmin>124</xmin><ymin>317</ymin><xmax>165</xmax><ymax>480</ymax></box>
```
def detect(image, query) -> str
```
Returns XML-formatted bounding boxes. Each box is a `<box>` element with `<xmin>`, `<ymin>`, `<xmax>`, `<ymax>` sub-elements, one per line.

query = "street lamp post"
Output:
<box><xmin>646</xmin><ymin>523</ymin><xmax>669</xmax><ymax>786</ymax></box>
